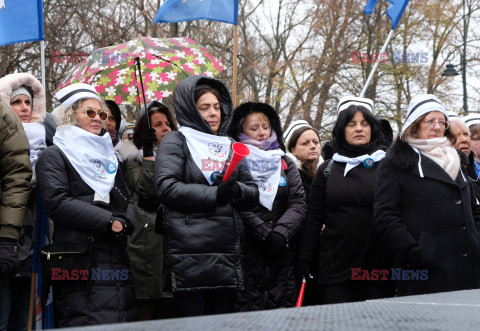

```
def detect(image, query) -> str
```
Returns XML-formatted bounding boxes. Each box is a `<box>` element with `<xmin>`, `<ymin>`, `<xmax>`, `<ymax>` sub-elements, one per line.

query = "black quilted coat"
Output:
<box><xmin>36</xmin><ymin>146</ymin><xmax>136</xmax><ymax>327</ymax></box>
<box><xmin>155</xmin><ymin>75</ymin><xmax>259</xmax><ymax>292</ymax></box>
<box><xmin>228</xmin><ymin>102</ymin><xmax>306</xmax><ymax>311</ymax></box>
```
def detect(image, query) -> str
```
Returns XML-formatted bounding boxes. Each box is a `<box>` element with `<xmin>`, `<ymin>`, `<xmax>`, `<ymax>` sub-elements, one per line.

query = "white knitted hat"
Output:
<box><xmin>337</xmin><ymin>96</ymin><xmax>374</xmax><ymax>114</ymax></box>
<box><xmin>463</xmin><ymin>113</ymin><xmax>480</xmax><ymax>127</ymax></box>
<box><xmin>401</xmin><ymin>94</ymin><xmax>448</xmax><ymax>137</ymax></box>
<box><xmin>55</xmin><ymin>83</ymin><xmax>100</xmax><ymax>106</ymax></box>
<box><xmin>283</xmin><ymin>120</ymin><xmax>312</xmax><ymax>145</ymax></box>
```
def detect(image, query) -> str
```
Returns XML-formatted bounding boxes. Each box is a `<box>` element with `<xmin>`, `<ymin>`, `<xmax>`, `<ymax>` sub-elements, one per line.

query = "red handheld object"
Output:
<box><xmin>223</xmin><ymin>142</ymin><xmax>250</xmax><ymax>182</ymax></box>
<box><xmin>295</xmin><ymin>277</ymin><xmax>307</xmax><ymax>307</ymax></box>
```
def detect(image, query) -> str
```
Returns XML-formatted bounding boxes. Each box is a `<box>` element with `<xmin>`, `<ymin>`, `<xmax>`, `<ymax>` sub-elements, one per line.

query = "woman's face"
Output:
<box><xmin>291</xmin><ymin>129</ymin><xmax>320</xmax><ymax>162</ymax></box>
<box><xmin>196</xmin><ymin>92</ymin><xmax>221</xmax><ymax>134</ymax></box>
<box><xmin>151</xmin><ymin>112</ymin><xmax>171</xmax><ymax>144</ymax></box>
<box><xmin>344</xmin><ymin>110</ymin><xmax>371</xmax><ymax>146</ymax></box>
<box><xmin>470</xmin><ymin>128</ymin><xmax>480</xmax><ymax>158</ymax></box>
<box><xmin>75</xmin><ymin>99</ymin><xmax>105</xmax><ymax>135</ymax></box>
<box><xmin>417</xmin><ymin>111</ymin><xmax>448</xmax><ymax>139</ymax></box>
<box><xmin>10</xmin><ymin>94</ymin><xmax>32</xmax><ymax>123</ymax></box>
<box><xmin>244</xmin><ymin>113</ymin><xmax>271</xmax><ymax>142</ymax></box>
<box><xmin>450</xmin><ymin>124</ymin><xmax>471</xmax><ymax>157</ymax></box>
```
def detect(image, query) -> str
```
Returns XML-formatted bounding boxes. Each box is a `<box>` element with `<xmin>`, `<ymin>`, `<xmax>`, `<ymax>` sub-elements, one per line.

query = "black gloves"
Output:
<box><xmin>140</xmin><ymin>128</ymin><xmax>158</xmax><ymax>157</ymax></box>
<box><xmin>0</xmin><ymin>238</ymin><xmax>19</xmax><ymax>279</ymax></box>
<box><xmin>108</xmin><ymin>216</ymin><xmax>133</xmax><ymax>237</ymax></box>
<box><xmin>264</xmin><ymin>231</ymin><xmax>286</xmax><ymax>255</ymax></box>
<box><xmin>295</xmin><ymin>258</ymin><xmax>311</xmax><ymax>280</ymax></box>
<box><xmin>216</xmin><ymin>178</ymin><xmax>240</xmax><ymax>205</ymax></box>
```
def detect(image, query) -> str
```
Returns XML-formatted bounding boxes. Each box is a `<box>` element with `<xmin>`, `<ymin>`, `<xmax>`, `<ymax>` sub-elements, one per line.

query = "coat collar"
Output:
<box><xmin>386</xmin><ymin>137</ymin><xmax>468</xmax><ymax>188</ymax></box>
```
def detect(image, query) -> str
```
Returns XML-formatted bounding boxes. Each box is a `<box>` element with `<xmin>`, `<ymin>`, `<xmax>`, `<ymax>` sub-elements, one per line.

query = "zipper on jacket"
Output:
<box><xmin>131</xmin><ymin>222</ymin><xmax>149</xmax><ymax>245</ymax></box>
<box><xmin>41</xmin><ymin>250</ymin><xmax>84</xmax><ymax>260</ymax></box>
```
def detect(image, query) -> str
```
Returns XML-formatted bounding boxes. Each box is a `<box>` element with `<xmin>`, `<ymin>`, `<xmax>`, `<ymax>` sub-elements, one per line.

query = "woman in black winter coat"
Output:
<box><xmin>155</xmin><ymin>76</ymin><xmax>259</xmax><ymax>317</ymax></box>
<box><xmin>36</xmin><ymin>84</ymin><xmax>136</xmax><ymax>327</ymax></box>
<box><xmin>297</xmin><ymin>96</ymin><xmax>395</xmax><ymax>304</ymax></box>
<box><xmin>228</xmin><ymin>102</ymin><xmax>306</xmax><ymax>311</ymax></box>
<box><xmin>374</xmin><ymin>94</ymin><xmax>480</xmax><ymax>296</ymax></box>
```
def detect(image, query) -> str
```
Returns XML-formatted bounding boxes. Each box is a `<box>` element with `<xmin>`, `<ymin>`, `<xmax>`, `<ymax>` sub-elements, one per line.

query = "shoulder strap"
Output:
<box><xmin>323</xmin><ymin>159</ymin><xmax>334</xmax><ymax>181</ymax></box>
<box><xmin>281</xmin><ymin>158</ymin><xmax>288</xmax><ymax>172</ymax></box>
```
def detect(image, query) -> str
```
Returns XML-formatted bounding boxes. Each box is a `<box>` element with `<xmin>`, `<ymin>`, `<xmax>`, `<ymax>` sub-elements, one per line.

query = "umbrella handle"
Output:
<box><xmin>135</xmin><ymin>57</ymin><xmax>150</xmax><ymax>128</ymax></box>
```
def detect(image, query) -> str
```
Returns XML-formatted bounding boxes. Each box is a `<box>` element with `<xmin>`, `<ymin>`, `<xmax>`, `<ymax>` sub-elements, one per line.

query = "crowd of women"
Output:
<box><xmin>1</xmin><ymin>72</ymin><xmax>480</xmax><ymax>329</ymax></box>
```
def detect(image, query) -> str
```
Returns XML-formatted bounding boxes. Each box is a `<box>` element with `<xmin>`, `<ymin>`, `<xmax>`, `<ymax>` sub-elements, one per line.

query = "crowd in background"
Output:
<box><xmin>1</xmin><ymin>72</ymin><xmax>480</xmax><ymax>329</ymax></box>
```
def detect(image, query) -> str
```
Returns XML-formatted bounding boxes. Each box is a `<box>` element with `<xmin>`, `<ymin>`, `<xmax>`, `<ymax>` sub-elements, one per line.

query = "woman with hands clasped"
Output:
<box><xmin>228</xmin><ymin>102</ymin><xmax>306</xmax><ymax>311</ymax></box>
<box><xmin>36</xmin><ymin>84</ymin><xmax>136</xmax><ymax>327</ymax></box>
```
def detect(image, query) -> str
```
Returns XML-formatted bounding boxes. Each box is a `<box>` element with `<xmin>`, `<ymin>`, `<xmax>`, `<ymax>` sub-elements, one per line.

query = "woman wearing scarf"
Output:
<box><xmin>155</xmin><ymin>76</ymin><xmax>258</xmax><ymax>317</ymax></box>
<box><xmin>463</xmin><ymin>113</ymin><xmax>480</xmax><ymax>177</ymax></box>
<box><xmin>117</xmin><ymin>101</ymin><xmax>177</xmax><ymax>320</ymax></box>
<box><xmin>228</xmin><ymin>102</ymin><xmax>306</xmax><ymax>311</ymax></box>
<box><xmin>36</xmin><ymin>83</ymin><xmax>136</xmax><ymax>327</ymax></box>
<box><xmin>0</xmin><ymin>73</ymin><xmax>45</xmax><ymax>331</ymax></box>
<box><xmin>375</xmin><ymin>94</ymin><xmax>480</xmax><ymax>296</ymax></box>
<box><xmin>297</xmin><ymin>96</ymin><xmax>394</xmax><ymax>304</ymax></box>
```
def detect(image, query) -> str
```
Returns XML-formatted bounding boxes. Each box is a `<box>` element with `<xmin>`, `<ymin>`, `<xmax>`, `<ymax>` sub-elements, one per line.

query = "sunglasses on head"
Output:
<box><xmin>84</xmin><ymin>107</ymin><xmax>108</xmax><ymax>121</ymax></box>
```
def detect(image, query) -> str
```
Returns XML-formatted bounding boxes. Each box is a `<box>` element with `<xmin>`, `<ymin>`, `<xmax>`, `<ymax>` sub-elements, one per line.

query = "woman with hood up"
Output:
<box><xmin>228</xmin><ymin>102</ymin><xmax>306</xmax><ymax>311</ymax></box>
<box><xmin>155</xmin><ymin>75</ymin><xmax>259</xmax><ymax>317</ymax></box>
<box><xmin>297</xmin><ymin>96</ymin><xmax>395</xmax><ymax>304</ymax></box>
<box><xmin>0</xmin><ymin>73</ymin><xmax>46</xmax><ymax>331</ymax></box>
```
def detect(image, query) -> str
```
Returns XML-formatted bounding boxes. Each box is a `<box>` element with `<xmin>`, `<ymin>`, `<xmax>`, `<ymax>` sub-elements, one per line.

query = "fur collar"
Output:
<box><xmin>0</xmin><ymin>73</ymin><xmax>46</xmax><ymax>123</ymax></box>
<box><xmin>386</xmin><ymin>137</ymin><xmax>468</xmax><ymax>171</ymax></box>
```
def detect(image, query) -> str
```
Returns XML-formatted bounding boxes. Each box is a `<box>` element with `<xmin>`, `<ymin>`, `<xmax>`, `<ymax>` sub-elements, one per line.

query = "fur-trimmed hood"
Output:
<box><xmin>228</xmin><ymin>102</ymin><xmax>286</xmax><ymax>152</ymax></box>
<box><xmin>0</xmin><ymin>73</ymin><xmax>46</xmax><ymax>123</ymax></box>
<box><xmin>386</xmin><ymin>137</ymin><xmax>468</xmax><ymax>172</ymax></box>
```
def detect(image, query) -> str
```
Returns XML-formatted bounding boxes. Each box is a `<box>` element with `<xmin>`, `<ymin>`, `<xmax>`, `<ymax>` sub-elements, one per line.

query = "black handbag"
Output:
<box><xmin>40</xmin><ymin>238</ymin><xmax>93</xmax><ymax>282</ymax></box>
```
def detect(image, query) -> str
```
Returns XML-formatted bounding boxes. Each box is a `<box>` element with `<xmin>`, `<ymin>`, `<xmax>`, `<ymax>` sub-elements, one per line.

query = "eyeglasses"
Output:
<box><xmin>83</xmin><ymin>107</ymin><xmax>108</xmax><ymax>122</ymax></box>
<box><xmin>423</xmin><ymin>119</ymin><xmax>449</xmax><ymax>130</ymax></box>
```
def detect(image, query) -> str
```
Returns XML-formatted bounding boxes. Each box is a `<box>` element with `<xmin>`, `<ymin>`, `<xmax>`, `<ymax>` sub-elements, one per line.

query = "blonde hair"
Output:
<box><xmin>242</xmin><ymin>112</ymin><xmax>270</xmax><ymax>133</ymax></box>
<box><xmin>54</xmin><ymin>98</ymin><xmax>107</xmax><ymax>127</ymax></box>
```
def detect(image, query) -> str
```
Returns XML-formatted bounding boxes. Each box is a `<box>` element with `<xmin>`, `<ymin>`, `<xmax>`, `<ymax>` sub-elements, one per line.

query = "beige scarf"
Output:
<box><xmin>407</xmin><ymin>137</ymin><xmax>460</xmax><ymax>180</ymax></box>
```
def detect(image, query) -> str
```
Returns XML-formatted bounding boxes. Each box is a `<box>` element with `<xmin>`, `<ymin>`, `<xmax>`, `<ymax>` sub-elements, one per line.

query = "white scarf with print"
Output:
<box><xmin>244</xmin><ymin>144</ymin><xmax>285</xmax><ymax>211</ymax></box>
<box><xmin>332</xmin><ymin>150</ymin><xmax>386</xmax><ymax>177</ymax></box>
<box><xmin>179</xmin><ymin>126</ymin><xmax>232</xmax><ymax>185</ymax></box>
<box><xmin>53</xmin><ymin>125</ymin><xmax>118</xmax><ymax>198</ymax></box>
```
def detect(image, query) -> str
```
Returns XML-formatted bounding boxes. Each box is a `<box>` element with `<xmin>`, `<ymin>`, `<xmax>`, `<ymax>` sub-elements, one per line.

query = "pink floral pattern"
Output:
<box><xmin>57</xmin><ymin>37</ymin><xmax>225</xmax><ymax>104</ymax></box>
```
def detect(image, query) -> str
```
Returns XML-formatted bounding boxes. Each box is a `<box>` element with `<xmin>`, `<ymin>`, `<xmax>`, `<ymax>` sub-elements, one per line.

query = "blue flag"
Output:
<box><xmin>363</xmin><ymin>0</ymin><xmax>410</xmax><ymax>30</ymax></box>
<box><xmin>154</xmin><ymin>0</ymin><xmax>238</xmax><ymax>25</ymax></box>
<box><xmin>0</xmin><ymin>0</ymin><xmax>44</xmax><ymax>47</ymax></box>
<box><xmin>32</xmin><ymin>191</ymin><xmax>54</xmax><ymax>329</ymax></box>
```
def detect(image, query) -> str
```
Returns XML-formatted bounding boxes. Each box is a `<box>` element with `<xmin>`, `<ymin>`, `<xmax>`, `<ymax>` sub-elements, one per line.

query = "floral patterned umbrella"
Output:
<box><xmin>56</xmin><ymin>36</ymin><xmax>225</xmax><ymax>105</ymax></box>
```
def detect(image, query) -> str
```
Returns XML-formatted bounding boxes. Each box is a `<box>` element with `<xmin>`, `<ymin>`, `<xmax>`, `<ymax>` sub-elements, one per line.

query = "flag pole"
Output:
<box><xmin>359</xmin><ymin>29</ymin><xmax>395</xmax><ymax>98</ymax></box>
<box><xmin>40</xmin><ymin>40</ymin><xmax>46</xmax><ymax>90</ymax></box>
<box><xmin>232</xmin><ymin>24</ymin><xmax>238</xmax><ymax>108</ymax></box>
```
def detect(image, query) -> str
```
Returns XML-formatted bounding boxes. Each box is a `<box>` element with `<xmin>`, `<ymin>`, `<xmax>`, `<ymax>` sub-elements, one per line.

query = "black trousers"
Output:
<box><xmin>173</xmin><ymin>289</ymin><xmax>233</xmax><ymax>317</ymax></box>
<box><xmin>320</xmin><ymin>281</ymin><xmax>395</xmax><ymax>305</ymax></box>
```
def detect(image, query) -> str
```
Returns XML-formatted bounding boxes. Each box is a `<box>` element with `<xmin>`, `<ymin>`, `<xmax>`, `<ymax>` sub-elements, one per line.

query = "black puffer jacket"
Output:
<box><xmin>155</xmin><ymin>75</ymin><xmax>259</xmax><ymax>292</ymax></box>
<box><xmin>229</xmin><ymin>102</ymin><xmax>306</xmax><ymax>311</ymax></box>
<box><xmin>466</xmin><ymin>152</ymin><xmax>480</xmax><ymax>201</ymax></box>
<box><xmin>36</xmin><ymin>146</ymin><xmax>136</xmax><ymax>327</ymax></box>
<box><xmin>374</xmin><ymin>138</ymin><xmax>480</xmax><ymax>296</ymax></box>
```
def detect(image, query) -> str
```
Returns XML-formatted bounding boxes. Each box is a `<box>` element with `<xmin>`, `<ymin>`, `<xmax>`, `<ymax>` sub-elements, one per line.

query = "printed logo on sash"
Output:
<box><xmin>179</xmin><ymin>127</ymin><xmax>232</xmax><ymax>185</ymax></box>
<box><xmin>243</xmin><ymin>145</ymin><xmax>285</xmax><ymax>211</ymax></box>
